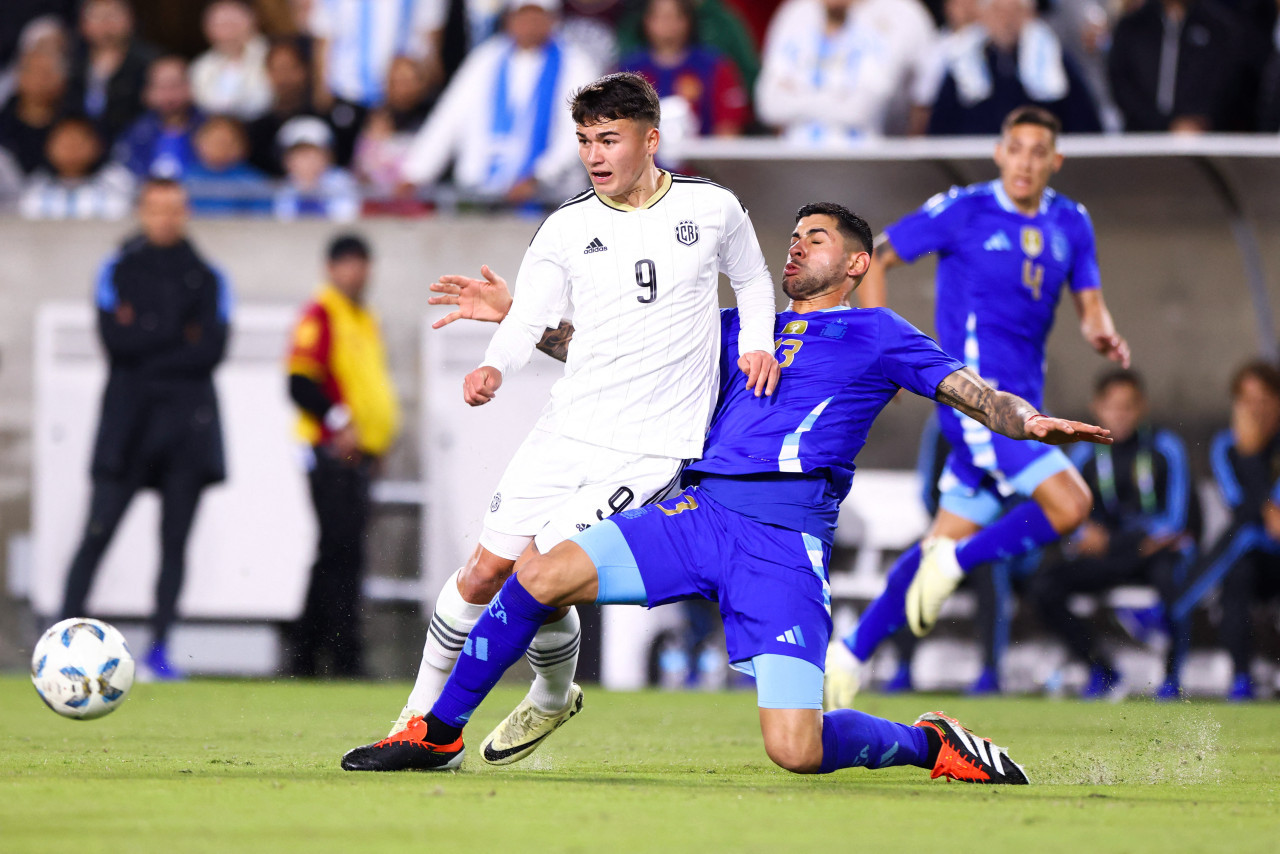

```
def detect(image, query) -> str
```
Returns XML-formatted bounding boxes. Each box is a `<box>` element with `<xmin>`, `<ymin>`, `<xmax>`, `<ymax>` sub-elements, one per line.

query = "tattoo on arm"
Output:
<box><xmin>934</xmin><ymin>368</ymin><xmax>1039</xmax><ymax>439</ymax></box>
<box><xmin>535</xmin><ymin>320</ymin><xmax>574</xmax><ymax>363</ymax></box>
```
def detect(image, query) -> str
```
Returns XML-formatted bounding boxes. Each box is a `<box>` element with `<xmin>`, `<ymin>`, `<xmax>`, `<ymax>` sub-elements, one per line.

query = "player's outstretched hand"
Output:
<box><xmin>1024</xmin><ymin>414</ymin><xmax>1112</xmax><ymax>446</ymax></box>
<box><xmin>738</xmin><ymin>350</ymin><xmax>781</xmax><ymax>397</ymax></box>
<box><xmin>1090</xmin><ymin>330</ymin><xmax>1131</xmax><ymax>368</ymax></box>
<box><xmin>429</xmin><ymin>265</ymin><xmax>513</xmax><ymax>329</ymax></box>
<box><xmin>463</xmin><ymin>365</ymin><xmax>503</xmax><ymax>406</ymax></box>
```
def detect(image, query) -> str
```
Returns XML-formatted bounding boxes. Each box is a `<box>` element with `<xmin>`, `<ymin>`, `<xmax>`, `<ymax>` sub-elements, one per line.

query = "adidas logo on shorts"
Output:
<box><xmin>583</xmin><ymin>237</ymin><xmax>608</xmax><ymax>254</ymax></box>
<box><xmin>775</xmin><ymin>626</ymin><xmax>807</xmax><ymax>647</ymax></box>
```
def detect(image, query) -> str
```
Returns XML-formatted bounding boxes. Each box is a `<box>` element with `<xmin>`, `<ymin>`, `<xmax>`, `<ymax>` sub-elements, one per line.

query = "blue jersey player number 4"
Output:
<box><xmin>346</xmin><ymin>200</ymin><xmax>1112</xmax><ymax>785</ymax></box>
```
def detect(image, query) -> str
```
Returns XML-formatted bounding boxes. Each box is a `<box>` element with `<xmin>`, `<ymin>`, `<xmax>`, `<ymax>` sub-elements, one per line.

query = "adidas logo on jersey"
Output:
<box><xmin>583</xmin><ymin>237</ymin><xmax>608</xmax><ymax>254</ymax></box>
<box><xmin>983</xmin><ymin>231</ymin><xmax>1012</xmax><ymax>252</ymax></box>
<box><xmin>775</xmin><ymin>626</ymin><xmax>807</xmax><ymax>647</ymax></box>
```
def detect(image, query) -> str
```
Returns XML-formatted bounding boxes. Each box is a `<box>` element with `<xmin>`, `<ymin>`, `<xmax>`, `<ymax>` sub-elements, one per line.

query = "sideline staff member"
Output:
<box><xmin>61</xmin><ymin>177</ymin><xmax>233</xmax><ymax>680</ymax></box>
<box><xmin>286</xmin><ymin>234</ymin><xmax>400</xmax><ymax>677</ymax></box>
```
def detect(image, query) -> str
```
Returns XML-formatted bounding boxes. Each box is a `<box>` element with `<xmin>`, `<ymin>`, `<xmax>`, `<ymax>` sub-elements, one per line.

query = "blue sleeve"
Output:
<box><xmin>1067</xmin><ymin>203</ymin><xmax>1101</xmax><ymax>292</ymax></box>
<box><xmin>1210</xmin><ymin>429</ymin><xmax>1242</xmax><ymax>508</ymax></box>
<box><xmin>1146</xmin><ymin>429</ymin><xmax>1191</xmax><ymax>537</ymax></box>
<box><xmin>94</xmin><ymin>254</ymin><xmax>121</xmax><ymax>311</ymax></box>
<box><xmin>875</xmin><ymin>309</ymin><xmax>965</xmax><ymax>399</ymax></box>
<box><xmin>212</xmin><ymin>265</ymin><xmax>235</xmax><ymax>324</ymax></box>
<box><xmin>884</xmin><ymin>188</ymin><xmax>970</xmax><ymax>263</ymax></box>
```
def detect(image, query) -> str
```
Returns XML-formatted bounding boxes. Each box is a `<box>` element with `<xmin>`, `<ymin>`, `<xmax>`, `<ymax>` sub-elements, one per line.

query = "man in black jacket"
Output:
<box><xmin>1030</xmin><ymin>369</ymin><xmax>1200</xmax><ymax>699</ymax></box>
<box><xmin>1171</xmin><ymin>360</ymin><xmax>1280</xmax><ymax>700</ymax></box>
<box><xmin>1108</xmin><ymin>0</ymin><xmax>1263</xmax><ymax>132</ymax></box>
<box><xmin>60</xmin><ymin>178</ymin><xmax>232</xmax><ymax>679</ymax></box>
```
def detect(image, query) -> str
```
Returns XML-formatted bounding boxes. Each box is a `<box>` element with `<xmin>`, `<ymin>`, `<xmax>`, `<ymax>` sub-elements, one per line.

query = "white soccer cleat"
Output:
<box><xmin>823</xmin><ymin>640</ymin><xmax>863</xmax><ymax>711</ymax></box>
<box><xmin>481</xmin><ymin>684</ymin><xmax>584</xmax><ymax>765</ymax></box>
<box><xmin>387</xmin><ymin>705</ymin><xmax>424</xmax><ymax>738</ymax></box>
<box><xmin>905</xmin><ymin>537</ymin><xmax>964</xmax><ymax>637</ymax></box>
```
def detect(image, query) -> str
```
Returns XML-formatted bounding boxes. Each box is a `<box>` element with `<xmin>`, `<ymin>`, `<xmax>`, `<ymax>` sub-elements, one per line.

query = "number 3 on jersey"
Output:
<box><xmin>635</xmin><ymin>259</ymin><xmax>657</xmax><ymax>304</ymax></box>
<box><xmin>774</xmin><ymin>337</ymin><xmax>803</xmax><ymax>367</ymax></box>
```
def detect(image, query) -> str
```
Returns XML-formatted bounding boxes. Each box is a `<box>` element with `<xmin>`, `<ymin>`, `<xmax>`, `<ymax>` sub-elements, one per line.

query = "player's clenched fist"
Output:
<box><xmin>738</xmin><ymin>350</ymin><xmax>781</xmax><ymax>397</ymax></box>
<box><xmin>464</xmin><ymin>365</ymin><xmax>503</xmax><ymax>406</ymax></box>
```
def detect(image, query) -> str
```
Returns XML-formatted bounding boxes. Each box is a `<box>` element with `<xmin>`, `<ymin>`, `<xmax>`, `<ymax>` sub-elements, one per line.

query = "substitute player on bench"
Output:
<box><xmin>343</xmin><ymin>72</ymin><xmax>778</xmax><ymax>770</ymax></box>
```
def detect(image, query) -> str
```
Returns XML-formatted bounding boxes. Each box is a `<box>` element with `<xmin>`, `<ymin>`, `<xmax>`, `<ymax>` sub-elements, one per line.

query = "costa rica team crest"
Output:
<box><xmin>675</xmin><ymin>221</ymin><xmax>699</xmax><ymax>246</ymax></box>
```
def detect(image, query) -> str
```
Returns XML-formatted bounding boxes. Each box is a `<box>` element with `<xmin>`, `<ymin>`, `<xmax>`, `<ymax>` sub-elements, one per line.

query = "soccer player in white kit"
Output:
<box><xmin>343</xmin><ymin>72</ymin><xmax>779</xmax><ymax>771</ymax></box>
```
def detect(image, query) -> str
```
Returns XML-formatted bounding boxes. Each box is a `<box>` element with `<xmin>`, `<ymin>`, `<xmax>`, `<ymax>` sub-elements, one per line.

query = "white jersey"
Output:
<box><xmin>481</xmin><ymin>172</ymin><xmax>776</xmax><ymax>459</ymax></box>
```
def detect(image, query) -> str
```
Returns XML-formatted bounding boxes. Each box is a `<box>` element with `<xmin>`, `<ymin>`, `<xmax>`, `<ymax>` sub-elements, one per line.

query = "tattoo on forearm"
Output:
<box><xmin>934</xmin><ymin>368</ymin><xmax>1038</xmax><ymax>439</ymax></box>
<box><xmin>536</xmin><ymin>321</ymin><xmax>574</xmax><ymax>363</ymax></box>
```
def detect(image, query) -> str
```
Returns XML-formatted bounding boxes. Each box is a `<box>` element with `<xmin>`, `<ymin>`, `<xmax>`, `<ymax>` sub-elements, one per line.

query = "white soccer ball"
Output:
<box><xmin>31</xmin><ymin>618</ymin><xmax>136</xmax><ymax>720</ymax></box>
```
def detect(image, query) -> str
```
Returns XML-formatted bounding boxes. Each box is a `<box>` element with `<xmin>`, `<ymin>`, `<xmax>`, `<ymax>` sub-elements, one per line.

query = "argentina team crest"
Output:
<box><xmin>1020</xmin><ymin>226</ymin><xmax>1044</xmax><ymax>259</ymax></box>
<box><xmin>675</xmin><ymin>220</ymin><xmax>699</xmax><ymax>246</ymax></box>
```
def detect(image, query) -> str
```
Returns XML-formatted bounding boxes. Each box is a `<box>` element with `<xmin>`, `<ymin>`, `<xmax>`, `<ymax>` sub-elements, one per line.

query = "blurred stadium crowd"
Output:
<box><xmin>2</xmin><ymin>0</ymin><xmax>1279</xmax><ymax>220</ymax></box>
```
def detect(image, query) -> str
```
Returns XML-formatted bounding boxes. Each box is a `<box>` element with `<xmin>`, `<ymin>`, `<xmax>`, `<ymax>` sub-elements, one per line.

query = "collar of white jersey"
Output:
<box><xmin>594</xmin><ymin>170</ymin><xmax>672</xmax><ymax>212</ymax></box>
<box><xmin>990</xmin><ymin>179</ymin><xmax>1055</xmax><ymax>216</ymax></box>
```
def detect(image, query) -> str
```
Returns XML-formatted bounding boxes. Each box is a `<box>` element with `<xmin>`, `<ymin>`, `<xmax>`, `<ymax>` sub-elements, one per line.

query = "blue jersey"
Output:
<box><xmin>886</xmin><ymin>180</ymin><xmax>1101</xmax><ymax>409</ymax></box>
<box><xmin>685</xmin><ymin>307</ymin><xmax>964</xmax><ymax>543</ymax></box>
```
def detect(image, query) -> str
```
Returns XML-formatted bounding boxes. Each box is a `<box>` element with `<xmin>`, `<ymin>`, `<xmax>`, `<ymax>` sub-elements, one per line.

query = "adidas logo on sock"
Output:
<box><xmin>583</xmin><ymin>237</ymin><xmax>608</xmax><ymax>254</ymax></box>
<box><xmin>775</xmin><ymin>625</ymin><xmax>807</xmax><ymax>647</ymax></box>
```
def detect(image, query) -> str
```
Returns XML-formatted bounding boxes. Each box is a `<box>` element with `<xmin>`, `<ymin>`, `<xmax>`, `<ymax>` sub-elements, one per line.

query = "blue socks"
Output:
<box><xmin>818</xmin><ymin>709</ymin><xmax>931</xmax><ymax>773</ymax></box>
<box><xmin>430</xmin><ymin>576</ymin><xmax>556</xmax><ymax>729</ymax></box>
<box><xmin>955</xmin><ymin>502</ymin><xmax>1059</xmax><ymax>571</ymax></box>
<box><xmin>844</xmin><ymin>543</ymin><xmax>920</xmax><ymax>661</ymax></box>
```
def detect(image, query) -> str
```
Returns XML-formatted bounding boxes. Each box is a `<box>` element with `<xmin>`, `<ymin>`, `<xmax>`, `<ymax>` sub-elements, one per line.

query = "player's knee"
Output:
<box><xmin>515</xmin><ymin>554</ymin><xmax>570</xmax><ymax>607</ymax></box>
<box><xmin>459</xmin><ymin>550</ymin><xmax>516</xmax><ymax>601</ymax></box>
<box><xmin>763</xmin><ymin>737</ymin><xmax>823</xmax><ymax>774</ymax></box>
<box><xmin>1042</xmin><ymin>479</ymin><xmax>1092</xmax><ymax>532</ymax></box>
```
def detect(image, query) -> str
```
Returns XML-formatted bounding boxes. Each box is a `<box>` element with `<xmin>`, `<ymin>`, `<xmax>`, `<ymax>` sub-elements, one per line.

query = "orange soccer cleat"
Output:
<box><xmin>913</xmin><ymin>711</ymin><xmax>1029</xmax><ymax>785</ymax></box>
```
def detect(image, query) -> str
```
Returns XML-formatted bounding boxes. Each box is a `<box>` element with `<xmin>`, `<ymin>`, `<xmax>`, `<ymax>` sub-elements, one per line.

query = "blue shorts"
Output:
<box><xmin>936</xmin><ymin>405</ymin><xmax>1072</xmax><ymax>525</ymax></box>
<box><xmin>572</xmin><ymin>487</ymin><xmax>831</xmax><ymax>709</ymax></box>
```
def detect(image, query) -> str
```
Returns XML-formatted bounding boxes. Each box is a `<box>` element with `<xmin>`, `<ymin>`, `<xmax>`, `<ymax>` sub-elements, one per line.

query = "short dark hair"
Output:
<box><xmin>1002</xmin><ymin>105</ymin><xmax>1061</xmax><ymax>143</ymax></box>
<box><xmin>327</xmin><ymin>233</ymin><xmax>371</xmax><ymax>262</ymax></box>
<box><xmin>794</xmin><ymin>202</ymin><xmax>874</xmax><ymax>255</ymax></box>
<box><xmin>1231</xmin><ymin>359</ymin><xmax>1280</xmax><ymax>400</ymax></box>
<box><xmin>1094</xmin><ymin>368</ymin><xmax>1145</xmax><ymax>398</ymax></box>
<box><xmin>570</xmin><ymin>72</ymin><xmax>661</xmax><ymax>128</ymax></box>
<box><xmin>139</xmin><ymin>176</ymin><xmax>185</xmax><ymax>197</ymax></box>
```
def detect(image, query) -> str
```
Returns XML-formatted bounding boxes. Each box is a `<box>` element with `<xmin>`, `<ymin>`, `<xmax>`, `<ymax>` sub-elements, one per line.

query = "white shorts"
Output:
<box><xmin>479</xmin><ymin>428</ymin><xmax>686</xmax><ymax>560</ymax></box>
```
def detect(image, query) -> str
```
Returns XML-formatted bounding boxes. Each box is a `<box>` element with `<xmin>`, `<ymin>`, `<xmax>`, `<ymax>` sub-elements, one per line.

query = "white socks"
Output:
<box><xmin>406</xmin><ymin>569</ymin><xmax>485</xmax><ymax>712</ymax></box>
<box><xmin>525</xmin><ymin>606</ymin><xmax>581</xmax><ymax>714</ymax></box>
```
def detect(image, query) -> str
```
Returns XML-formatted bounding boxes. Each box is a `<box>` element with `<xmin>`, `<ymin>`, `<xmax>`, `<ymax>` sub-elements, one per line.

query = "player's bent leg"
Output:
<box><xmin>482</xmin><ymin>523</ymin><xmax>650</xmax><ymax>765</ymax></box>
<box><xmin>401</xmin><ymin>542</ymin><xmax>524</xmax><ymax>724</ymax></box>
<box><xmin>905</xmin><ymin>510</ymin><xmax>983</xmax><ymax>637</ymax></box>
<box><xmin>1031</xmin><ymin>466</ymin><xmax>1093</xmax><ymax>534</ymax></box>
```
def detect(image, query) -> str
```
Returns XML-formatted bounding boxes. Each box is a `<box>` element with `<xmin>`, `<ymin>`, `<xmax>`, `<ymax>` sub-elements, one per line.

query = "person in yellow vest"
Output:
<box><xmin>286</xmin><ymin>233</ymin><xmax>400</xmax><ymax>677</ymax></box>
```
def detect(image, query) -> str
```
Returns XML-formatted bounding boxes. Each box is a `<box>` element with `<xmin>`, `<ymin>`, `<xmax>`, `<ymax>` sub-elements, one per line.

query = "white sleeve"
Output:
<box><xmin>307</xmin><ymin>1</ymin><xmax>332</xmax><ymax>37</ymax></box>
<box><xmin>401</xmin><ymin>48</ymin><xmax>488</xmax><ymax>184</ymax></box>
<box><xmin>479</xmin><ymin>221</ymin><xmax>570</xmax><ymax>376</ymax></box>
<box><xmin>717</xmin><ymin>196</ymin><xmax>776</xmax><ymax>357</ymax></box>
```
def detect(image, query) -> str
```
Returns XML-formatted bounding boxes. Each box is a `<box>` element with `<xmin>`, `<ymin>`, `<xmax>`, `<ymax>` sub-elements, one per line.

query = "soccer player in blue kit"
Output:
<box><xmin>825</xmin><ymin>106</ymin><xmax>1131</xmax><ymax>707</ymax></box>
<box><xmin>341</xmin><ymin>201</ymin><xmax>1112</xmax><ymax>782</ymax></box>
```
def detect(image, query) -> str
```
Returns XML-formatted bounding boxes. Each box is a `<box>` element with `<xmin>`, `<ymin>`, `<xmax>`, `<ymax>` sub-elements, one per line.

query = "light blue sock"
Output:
<box><xmin>818</xmin><ymin>709</ymin><xmax>930</xmax><ymax>773</ymax></box>
<box><xmin>844</xmin><ymin>543</ymin><xmax>921</xmax><ymax>661</ymax></box>
<box><xmin>430</xmin><ymin>576</ymin><xmax>555</xmax><ymax>728</ymax></box>
<box><xmin>955</xmin><ymin>502</ymin><xmax>1059</xmax><ymax>573</ymax></box>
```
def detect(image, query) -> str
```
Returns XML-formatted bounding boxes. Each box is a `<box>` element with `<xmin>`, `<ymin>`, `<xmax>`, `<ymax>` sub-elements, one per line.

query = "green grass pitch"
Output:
<box><xmin>2</xmin><ymin>675</ymin><xmax>1277</xmax><ymax>853</ymax></box>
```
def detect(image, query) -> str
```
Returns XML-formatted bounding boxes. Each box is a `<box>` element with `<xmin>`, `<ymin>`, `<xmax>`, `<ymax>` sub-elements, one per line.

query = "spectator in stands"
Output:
<box><xmin>285</xmin><ymin>233</ymin><xmax>400</xmax><ymax>678</ymax></box>
<box><xmin>909</xmin><ymin>0</ymin><xmax>981</xmax><ymax>134</ymax></box>
<box><xmin>0</xmin><ymin>47</ymin><xmax>69</xmax><ymax>175</ymax></box>
<box><xmin>248</xmin><ymin>38</ymin><xmax>313</xmax><ymax>175</ymax></box>
<box><xmin>19</xmin><ymin>115</ymin><xmax>134</xmax><ymax>219</ymax></box>
<box><xmin>184</xmin><ymin>114</ymin><xmax>271</xmax><ymax>216</ymax></box>
<box><xmin>619</xmin><ymin>0</ymin><xmax>750</xmax><ymax>138</ymax></box>
<box><xmin>309</xmin><ymin>0</ymin><xmax>445</xmax><ymax>110</ymax></box>
<box><xmin>755</xmin><ymin>0</ymin><xmax>937</xmax><ymax>143</ymax></box>
<box><xmin>927</xmin><ymin>0</ymin><xmax>1102</xmax><ymax>135</ymax></box>
<box><xmin>353</xmin><ymin>56</ymin><xmax>438</xmax><ymax>200</ymax></box>
<box><xmin>0</xmin><ymin>16</ymin><xmax>69</xmax><ymax>107</ymax></box>
<box><xmin>114</xmin><ymin>56</ymin><xmax>203</xmax><ymax>179</ymax></box>
<box><xmin>191</xmin><ymin>1</ymin><xmax>273</xmax><ymax>121</ymax></box>
<box><xmin>1108</xmin><ymin>0</ymin><xmax>1261</xmax><ymax>132</ymax></box>
<box><xmin>401</xmin><ymin>0</ymin><xmax>598</xmax><ymax>203</ymax></box>
<box><xmin>1030</xmin><ymin>369</ymin><xmax>1198</xmax><ymax>699</ymax></box>
<box><xmin>1042</xmin><ymin>0</ymin><xmax>1123</xmax><ymax>131</ymax></box>
<box><xmin>66</xmin><ymin>0</ymin><xmax>157</xmax><ymax>144</ymax></box>
<box><xmin>273</xmin><ymin>115</ymin><xmax>359</xmax><ymax>220</ymax></box>
<box><xmin>617</xmin><ymin>0</ymin><xmax>760</xmax><ymax>94</ymax></box>
<box><xmin>60</xmin><ymin>178</ymin><xmax>233</xmax><ymax>680</ymax></box>
<box><xmin>1170</xmin><ymin>361</ymin><xmax>1280</xmax><ymax>701</ymax></box>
